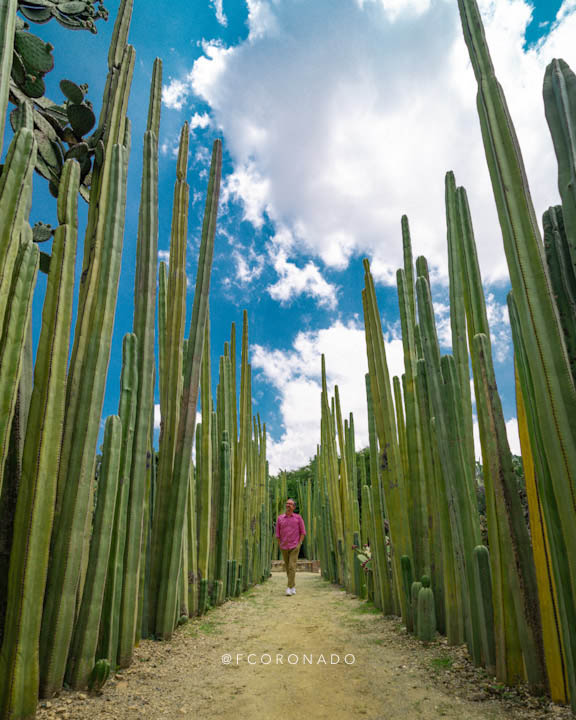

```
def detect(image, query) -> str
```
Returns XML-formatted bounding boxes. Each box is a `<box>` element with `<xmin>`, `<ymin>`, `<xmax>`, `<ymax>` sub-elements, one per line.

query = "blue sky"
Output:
<box><xmin>7</xmin><ymin>0</ymin><xmax>576</xmax><ymax>473</ymax></box>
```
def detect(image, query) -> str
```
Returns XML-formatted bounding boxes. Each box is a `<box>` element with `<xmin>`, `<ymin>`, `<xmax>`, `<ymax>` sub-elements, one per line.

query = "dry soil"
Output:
<box><xmin>36</xmin><ymin>571</ymin><xmax>573</xmax><ymax>720</ymax></box>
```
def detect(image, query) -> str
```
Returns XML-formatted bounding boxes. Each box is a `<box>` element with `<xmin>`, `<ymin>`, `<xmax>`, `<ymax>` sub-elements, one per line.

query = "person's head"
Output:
<box><xmin>285</xmin><ymin>498</ymin><xmax>296</xmax><ymax>514</ymax></box>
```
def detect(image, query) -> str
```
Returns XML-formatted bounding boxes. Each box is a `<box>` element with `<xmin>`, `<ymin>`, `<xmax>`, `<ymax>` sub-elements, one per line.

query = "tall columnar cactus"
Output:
<box><xmin>543</xmin><ymin>59</ymin><xmax>576</xmax><ymax>275</ymax></box>
<box><xmin>516</xmin><ymin>367</ymin><xmax>569</xmax><ymax>703</ymax></box>
<box><xmin>98</xmin><ymin>333</ymin><xmax>138</xmax><ymax>667</ymax></box>
<box><xmin>454</xmin><ymin>180</ymin><xmax>527</xmax><ymax>684</ymax></box>
<box><xmin>425</xmin><ymin>404</ymin><xmax>463</xmax><ymax>645</ymax></box>
<box><xmin>0</xmin><ymin>0</ymin><xmax>16</xmax><ymax>157</ymax></box>
<box><xmin>66</xmin><ymin>414</ymin><xmax>122</xmax><ymax>690</ymax></box>
<box><xmin>0</xmin><ymin>239</ymin><xmax>38</xmax><ymax>496</ymax></box>
<box><xmin>543</xmin><ymin>206</ymin><xmax>576</xmax><ymax>385</ymax></box>
<box><xmin>75</xmin><ymin>0</ymin><xmax>134</xmax><ymax>329</ymax></box>
<box><xmin>445</xmin><ymin>173</ymin><xmax>475</xmax><ymax>474</ymax></box>
<box><xmin>320</xmin><ymin>355</ymin><xmax>346</xmax><ymax>586</ymax></box>
<box><xmin>473</xmin><ymin>545</ymin><xmax>496</xmax><ymax>675</ymax></box>
<box><xmin>0</xmin><ymin>127</ymin><xmax>38</xmax><ymax>497</ymax></box>
<box><xmin>457</xmin><ymin>2</ymin><xmax>576</xmax><ymax>687</ymax></box>
<box><xmin>397</xmin><ymin>268</ymin><xmax>427</xmax><ymax>580</ymax></box>
<box><xmin>36</xmin><ymin>0</ymin><xmax>134</xmax><ymax>695</ymax></box>
<box><xmin>473</xmin><ymin>335</ymin><xmax>546</xmax><ymax>691</ymax></box>
<box><xmin>0</xmin><ymin>159</ymin><xmax>79</xmax><ymax>719</ymax></box>
<box><xmin>362</xmin><ymin>259</ymin><xmax>412</xmax><ymax>619</ymax></box>
<box><xmin>509</xmin><ymin>292</ymin><xmax>576</xmax><ymax>707</ymax></box>
<box><xmin>214</xmin><ymin>431</ymin><xmax>232</xmax><ymax>605</ymax></box>
<box><xmin>117</xmin><ymin>58</ymin><xmax>161</xmax><ymax>667</ymax></box>
<box><xmin>401</xmin><ymin>555</ymin><xmax>414</xmax><ymax>633</ymax></box>
<box><xmin>148</xmin><ymin>122</ymin><xmax>190</xmax><ymax>634</ymax></box>
<box><xmin>234</xmin><ymin>311</ymin><xmax>250</xmax><ymax>572</ymax></box>
<box><xmin>416</xmin><ymin>271</ymin><xmax>483</xmax><ymax>665</ymax></box>
<box><xmin>154</xmin><ymin>138</ymin><xmax>222</xmax><ymax>639</ymax></box>
<box><xmin>39</xmin><ymin>141</ymin><xmax>128</xmax><ymax>698</ymax></box>
<box><xmin>197</xmin><ymin>316</ymin><xmax>213</xmax><ymax>614</ymax></box>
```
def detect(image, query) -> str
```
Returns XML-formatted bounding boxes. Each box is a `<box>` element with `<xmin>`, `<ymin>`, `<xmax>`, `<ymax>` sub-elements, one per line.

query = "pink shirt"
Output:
<box><xmin>275</xmin><ymin>512</ymin><xmax>306</xmax><ymax>550</ymax></box>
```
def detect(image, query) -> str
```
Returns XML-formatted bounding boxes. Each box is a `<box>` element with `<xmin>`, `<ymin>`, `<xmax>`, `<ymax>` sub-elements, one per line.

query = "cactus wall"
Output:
<box><xmin>0</xmin><ymin>4</ymin><xmax>273</xmax><ymax>718</ymax></box>
<box><xmin>303</xmin><ymin>0</ymin><xmax>576</xmax><ymax>712</ymax></box>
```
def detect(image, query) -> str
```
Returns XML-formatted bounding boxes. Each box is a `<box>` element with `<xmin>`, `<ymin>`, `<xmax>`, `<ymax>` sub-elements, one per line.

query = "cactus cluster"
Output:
<box><xmin>304</xmin><ymin>0</ymin><xmax>576</xmax><ymax>711</ymax></box>
<box><xmin>0</xmin><ymin>3</ymin><xmax>273</xmax><ymax>718</ymax></box>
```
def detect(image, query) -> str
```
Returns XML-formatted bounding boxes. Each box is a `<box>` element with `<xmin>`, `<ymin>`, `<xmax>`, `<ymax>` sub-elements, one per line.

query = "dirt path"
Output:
<box><xmin>37</xmin><ymin>572</ymin><xmax>571</xmax><ymax>720</ymax></box>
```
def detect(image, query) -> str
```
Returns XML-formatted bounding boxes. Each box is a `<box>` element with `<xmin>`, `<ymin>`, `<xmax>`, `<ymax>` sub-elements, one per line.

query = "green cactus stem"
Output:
<box><xmin>40</xmin><ymin>142</ymin><xmax>128</xmax><ymax>698</ymax></box>
<box><xmin>98</xmin><ymin>333</ymin><xmax>138</xmax><ymax>667</ymax></box>
<box><xmin>87</xmin><ymin>659</ymin><xmax>110</xmax><ymax>694</ymax></box>
<box><xmin>473</xmin><ymin>545</ymin><xmax>496</xmax><ymax>675</ymax></box>
<box><xmin>543</xmin><ymin>206</ymin><xmax>576</xmax><ymax>385</ymax></box>
<box><xmin>417</xmin><ymin>576</ymin><xmax>436</xmax><ymax>644</ymax></box>
<box><xmin>117</xmin><ymin>58</ymin><xmax>161</xmax><ymax>667</ymax></box>
<box><xmin>401</xmin><ymin>555</ymin><xmax>414</xmax><ymax>633</ymax></box>
<box><xmin>0</xmin><ymin>159</ymin><xmax>78</xmax><ymax>718</ymax></box>
<box><xmin>153</xmin><ymin>138</ymin><xmax>222</xmax><ymax>639</ymax></box>
<box><xmin>457</xmin><ymin>7</ymin><xmax>576</xmax><ymax>687</ymax></box>
<box><xmin>66</xmin><ymin>414</ymin><xmax>122</xmax><ymax>689</ymax></box>
<box><xmin>0</xmin><ymin>0</ymin><xmax>17</xmax><ymax>157</ymax></box>
<box><xmin>543</xmin><ymin>59</ymin><xmax>576</xmax><ymax>275</ymax></box>
<box><xmin>0</xmin><ymin>239</ymin><xmax>39</xmax><ymax>499</ymax></box>
<box><xmin>411</xmin><ymin>580</ymin><xmax>423</xmax><ymax>637</ymax></box>
<box><xmin>148</xmin><ymin>122</ymin><xmax>190</xmax><ymax>635</ymax></box>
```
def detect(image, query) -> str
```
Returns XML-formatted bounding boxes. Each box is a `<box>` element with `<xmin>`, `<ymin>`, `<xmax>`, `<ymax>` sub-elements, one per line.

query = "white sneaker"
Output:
<box><xmin>290</xmin><ymin>587</ymin><xmax>296</xmax><ymax>595</ymax></box>
<box><xmin>286</xmin><ymin>587</ymin><xmax>292</xmax><ymax>596</ymax></box>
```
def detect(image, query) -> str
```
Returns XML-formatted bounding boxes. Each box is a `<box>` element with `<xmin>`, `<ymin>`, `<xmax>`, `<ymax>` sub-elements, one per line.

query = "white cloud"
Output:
<box><xmin>472</xmin><ymin>415</ymin><xmax>522</xmax><ymax>460</ymax></box>
<box><xmin>506</xmin><ymin>417</ymin><xmax>521</xmax><ymax>456</ymax></box>
<box><xmin>233</xmin><ymin>247</ymin><xmax>265</xmax><ymax>285</ymax></box>
<box><xmin>267</xmin><ymin>248</ymin><xmax>338</xmax><ymax>309</ymax></box>
<box><xmin>220</xmin><ymin>161</ymin><xmax>270</xmax><ymax>228</ymax></box>
<box><xmin>252</xmin><ymin>320</ymin><xmax>405</xmax><ymax>473</ymax></box>
<box><xmin>485</xmin><ymin>293</ymin><xmax>512</xmax><ymax>363</ymax></box>
<box><xmin>154</xmin><ymin>405</ymin><xmax>203</xmax><ymax>440</ymax></box>
<box><xmin>190</xmin><ymin>112</ymin><xmax>211</xmax><ymax>130</ymax></box>
<box><xmin>166</xmin><ymin>0</ymin><xmax>575</xmax><ymax>286</ymax></box>
<box><xmin>210</xmin><ymin>0</ymin><xmax>227</xmax><ymax>26</ymax></box>
<box><xmin>162</xmin><ymin>78</ymin><xmax>190</xmax><ymax>111</ymax></box>
<box><xmin>158</xmin><ymin>249</ymin><xmax>170</xmax><ymax>263</ymax></box>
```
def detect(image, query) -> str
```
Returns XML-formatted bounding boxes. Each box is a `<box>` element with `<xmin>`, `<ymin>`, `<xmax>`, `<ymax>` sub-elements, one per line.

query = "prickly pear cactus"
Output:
<box><xmin>9</xmin><ymin>6</ymin><xmax>107</xmax><ymax>201</ymax></box>
<box><xmin>18</xmin><ymin>0</ymin><xmax>109</xmax><ymax>33</ymax></box>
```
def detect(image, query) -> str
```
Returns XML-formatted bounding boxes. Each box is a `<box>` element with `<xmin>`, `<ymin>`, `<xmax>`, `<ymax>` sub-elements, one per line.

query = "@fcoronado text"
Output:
<box><xmin>221</xmin><ymin>653</ymin><xmax>356</xmax><ymax>665</ymax></box>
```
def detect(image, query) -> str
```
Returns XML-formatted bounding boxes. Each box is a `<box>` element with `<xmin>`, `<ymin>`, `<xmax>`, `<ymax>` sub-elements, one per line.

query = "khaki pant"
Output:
<box><xmin>281</xmin><ymin>545</ymin><xmax>300</xmax><ymax>588</ymax></box>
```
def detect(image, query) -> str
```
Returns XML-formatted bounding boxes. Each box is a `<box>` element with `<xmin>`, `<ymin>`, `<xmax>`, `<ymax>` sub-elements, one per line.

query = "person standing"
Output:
<box><xmin>275</xmin><ymin>498</ymin><xmax>306</xmax><ymax>595</ymax></box>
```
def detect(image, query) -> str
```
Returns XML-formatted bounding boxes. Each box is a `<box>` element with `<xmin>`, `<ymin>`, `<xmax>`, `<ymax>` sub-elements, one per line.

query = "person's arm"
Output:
<box><xmin>298</xmin><ymin>515</ymin><xmax>306</xmax><ymax>547</ymax></box>
<box><xmin>275</xmin><ymin>516</ymin><xmax>281</xmax><ymax>545</ymax></box>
